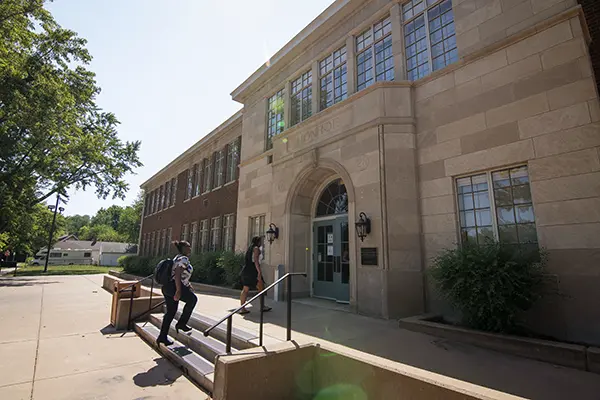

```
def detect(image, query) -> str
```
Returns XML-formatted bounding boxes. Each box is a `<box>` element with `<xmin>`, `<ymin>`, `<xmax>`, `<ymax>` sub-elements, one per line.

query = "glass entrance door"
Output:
<box><xmin>313</xmin><ymin>216</ymin><xmax>350</xmax><ymax>303</ymax></box>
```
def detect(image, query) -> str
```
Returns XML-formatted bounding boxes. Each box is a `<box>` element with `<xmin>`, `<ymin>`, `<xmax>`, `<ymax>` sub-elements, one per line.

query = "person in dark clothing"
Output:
<box><xmin>239</xmin><ymin>236</ymin><xmax>271</xmax><ymax>314</ymax></box>
<box><xmin>156</xmin><ymin>240</ymin><xmax>198</xmax><ymax>346</ymax></box>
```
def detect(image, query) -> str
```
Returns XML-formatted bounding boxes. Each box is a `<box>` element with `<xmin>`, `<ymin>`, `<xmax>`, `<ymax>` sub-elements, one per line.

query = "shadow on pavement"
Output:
<box><xmin>0</xmin><ymin>277</ymin><xmax>60</xmax><ymax>287</ymax></box>
<box><xmin>133</xmin><ymin>358</ymin><xmax>183</xmax><ymax>387</ymax></box>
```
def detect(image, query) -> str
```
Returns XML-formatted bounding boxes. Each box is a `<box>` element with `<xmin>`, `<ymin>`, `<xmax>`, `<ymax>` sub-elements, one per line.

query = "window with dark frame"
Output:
<box><xmin>194</xmin><ymin>163</ymin><xmax>203</xmax><ymax>196</ymax></box>
<box><xmin>210</xmin><ymin>217</ymin><xmax>221</xmax><ymax>251</ymax></box>
<box><xmin>403</xmin><ymin>0</ymin><xmax>457</xmax><ymax>81</ymax></box>
<box><xmin>226</xmin><ymin>137</ymin><xmax>240</xmax><ymax>183</ymax></box>
<box><xmin>214</xmin><ymin>150</ymin><xmax>225</xmax><ymax>188</ymax></box>
<box><xmin>171</xmin><ymin>177</ymin><xmax>177</xmax><ymax>206</ymax></box>
<box><xmin>186</xmin><ymin>168</ymin><xmax>193</xmax><ymax>200</ymax></box>
<box><xmin>203</xmin><ymin>157</ymin><xmax>213</xmax><ymax>193</ymax></box>
<box><xmin>320</xmin><ymin>46</ymin><xmax>347</xmax><ymax>110</ymax></box>
<box><xmin>356</xmin><ymin>15</ymin><xmax>393</xmax><ymax>92</ymax></box>
<box><xmin>291</xmin><ymin>70</ymin><xmax>312</xmax><ymax>126</ymax></box>
<box><xmin>456</xmin><ymin>166</ymin><xmax>538</xmax><ymax>253</ymax></box>
<box><xmin>165</xmin><ymin>180</ymin><xmax>171</xmax><ymax>208</ymax></box>
<box><xmin>266</xmin><ymin>89</ymin><xmax>285</xmax><ymax>150</ymax></box>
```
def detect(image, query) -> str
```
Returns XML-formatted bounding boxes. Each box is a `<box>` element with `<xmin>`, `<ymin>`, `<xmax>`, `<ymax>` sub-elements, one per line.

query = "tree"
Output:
<box><xmin>0</xmin><ymin>0</ymin><xmax>142</xmax><ymax>243</ymax></box>
<box><xmin>79</xmin><ymin>224</ymin><xmax>127</xmax><ymax>243</ymax></box>
<box><xmin>65</xmin><ymin>214</ymin><xmax>91</xmax><ymax>236</ymax></box>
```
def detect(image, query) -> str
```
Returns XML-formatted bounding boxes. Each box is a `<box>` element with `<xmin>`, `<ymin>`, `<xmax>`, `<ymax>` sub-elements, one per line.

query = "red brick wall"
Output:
<box><xmin>579</xmin><ymin>0</ymin><xmax>600</xmax><ymax>94</ymax></box>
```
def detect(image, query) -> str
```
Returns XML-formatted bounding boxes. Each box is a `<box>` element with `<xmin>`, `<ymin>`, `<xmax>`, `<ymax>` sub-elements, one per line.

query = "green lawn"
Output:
<box><xmin>11</xmin><ymin>265</ymin><xmax>123</xmax><ymax>276</ymax></box>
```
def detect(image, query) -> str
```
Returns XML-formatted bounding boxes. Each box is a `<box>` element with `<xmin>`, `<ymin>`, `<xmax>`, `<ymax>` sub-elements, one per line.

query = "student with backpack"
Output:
<box><xmin>155</xmin><ymin>240</ymin><xmax>197</xmax><ymax>346</ymax></box>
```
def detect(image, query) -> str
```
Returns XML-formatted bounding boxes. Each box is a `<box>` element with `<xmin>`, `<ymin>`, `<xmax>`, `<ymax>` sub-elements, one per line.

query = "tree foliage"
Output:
<box><xmin>0</xmin><ymin>0</ymin><xmax>142</xmax><ymax>247</ymax></box>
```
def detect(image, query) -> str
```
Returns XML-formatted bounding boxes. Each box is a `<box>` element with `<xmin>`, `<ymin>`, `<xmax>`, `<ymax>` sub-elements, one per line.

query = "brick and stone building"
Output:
<box><xmin>141</xmin><ymin>1</ymin><xmax>600</xmax><ymax>345</ymax></box>
<box><xmin>140</xmin><ymin>112</ymin><xmax>242</xmax><ymax>257</ymax></box>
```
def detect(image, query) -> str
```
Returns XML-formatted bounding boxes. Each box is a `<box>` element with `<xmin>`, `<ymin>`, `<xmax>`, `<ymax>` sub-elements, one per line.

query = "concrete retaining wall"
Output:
<box><xmin>213</xmin><ymin>342</ymin><xmax>521</xmax><ymax>400</ymax></box>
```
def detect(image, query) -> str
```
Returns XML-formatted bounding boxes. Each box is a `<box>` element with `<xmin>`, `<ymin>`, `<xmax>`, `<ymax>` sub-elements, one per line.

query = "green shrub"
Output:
<box><xmin>217</xmin><ymin>251</ymin><xmax>245</xmax><ymax>288</ymax></box>
<box><xmin>120</xmin><ymin>254</ymin><xmax>159</xmax><ymax>276</ymax></box>
<box><xmin>429</xmin><ymin>240</ymin><xmax>546</xmax><ymax>333</ymax></box>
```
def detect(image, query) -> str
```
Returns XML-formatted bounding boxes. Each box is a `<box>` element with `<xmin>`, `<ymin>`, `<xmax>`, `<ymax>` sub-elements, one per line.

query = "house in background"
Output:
<box><xmin>38</xmin><ymin>238</ymin><xmax>136</xmax><ymax>266</ymax></box>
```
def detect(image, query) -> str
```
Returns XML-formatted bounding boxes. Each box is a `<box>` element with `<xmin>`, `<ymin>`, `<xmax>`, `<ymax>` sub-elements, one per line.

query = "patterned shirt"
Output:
<box><xmin>172</xmin><ymin>255</ymin><xmax>193</xmax><ymax>288</ymax></box>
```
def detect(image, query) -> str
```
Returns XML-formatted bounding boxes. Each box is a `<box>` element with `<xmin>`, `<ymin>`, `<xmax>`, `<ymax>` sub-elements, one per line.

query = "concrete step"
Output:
<box><xmin>176</xmin><ymin>310</ymin><xmax>258</xmax><ymax>350</ymax></box>
<box><xmin>149</xmin><ymin>313</ymin><xmax>234</xmax><ymax>362</ymax></box>
<box><xmin>134</xmin><ymin>322</ymin><xmax>215</xmax><ymax>394</ymax></box>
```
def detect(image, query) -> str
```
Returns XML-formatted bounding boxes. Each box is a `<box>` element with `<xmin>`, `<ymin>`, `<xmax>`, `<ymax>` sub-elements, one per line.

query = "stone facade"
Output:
<box><xmin>140</xmin><ymin>112</ymin><xmax>242</xmax><ymax>257</ymax></box>
<box><xmin>142</xmin><ymin>0</ymin><xmax>600</xmax><ymax>345</ymax></box>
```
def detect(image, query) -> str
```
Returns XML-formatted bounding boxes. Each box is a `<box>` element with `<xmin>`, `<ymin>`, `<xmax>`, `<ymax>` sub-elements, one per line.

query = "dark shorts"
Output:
<box><xmin>241</xmin><ymin>272</ymin><xmax>265</xmax><ymax>289</ymax></box>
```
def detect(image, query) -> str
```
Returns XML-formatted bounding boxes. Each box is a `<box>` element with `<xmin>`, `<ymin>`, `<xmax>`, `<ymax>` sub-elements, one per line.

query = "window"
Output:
<box><xmin>154</xmin><ymin>231</ymin><xmax>160</xmax><ymax>256</ymax></box>
<box><xmin>266</xmin><ymin>89</ymin><xmax>285</xmax><ymax>150</ymax></box>
<box><xmin>191</xmin><ymin>222</ymin><xmax>198</xmax><ymax>254</ymax></box>
<box><xmin>49</xmin><ymin>252</ymin><xmax>62</xmax><ymax>258</ymax></box>
<box><xmin>150</xmin><ymin>232</ymin><xmax>155</xmax><ymax>256</ymax></box>
<box><xmin>181</xmin><ymin>223</ymin><xmax>189</xmax><ymax>242</ymax></box>
<box><xmin>223</xmin><ymin>214</ymin><xmax>236</xmax><ymax>251</ymax></box>
<box><xmin>203</xmin><ymin>157</ymin><xmax>212</xmax><ymax>193</ymax></box>
<box><xmin>226</xmin><ymin>138</ymin><xmax>240</xmax><ymax>183</ymax></box>
<box><xmin>160</xmin><ymin>185</ymin><xmax>166</xmax><ymax>211</ymax></box>
<box><xmin>167</xmin><ymin>227</ymin><xmax>172</xmax><ymax>253</ymax></box>
<box><xmin>185</xmin><ymin>168</ymin><xmax>193</xmax><ymax>200</ymax></box>
<box><xmin>200</xmin><ymin>219</ymin><xmax>209</xmax><ymax>252</ymax></box>
<box><xmin>84</xmin><ymin>252</ymin><xmax>91</xmax><ymax>258</ymax></box>
<box><xmin>165</xmin><ymin>181</ymin><xmax>171</xmax><ymax>208</ymax></box>
<box><xmin>291</xmin><ymin>70</ymin><xmax>312</xmax><ymax>126</ymax></box>
<box><xmin>316</xmin><ymin>179</ymin><xmax>348</xmax><ymax>217</ymax></box>
<box><xmin>150</xmin><ymin>191</ymin><xmax>156</xmax><ymax>214</ymax></box>
<box><xmin>171</xmin><ymin>178</ymin><xmax>177</xmax><ymax>206</ymax></box>
<box><xmin>249</xmin><ymin>215</ymin><xmax>266</xmax><ymax>245</ymax></box>
<box><xmin>210</xmin><ymin>217</ymin><xmax>221</xmax><ymax>251</ymax></box>
<box><xmin>320</xmin><ymin>46</ymin><xmax>347</xmax><ymax>110</ymax></box>
<box><xmin>356</xmin><ymin>16</ymin><xmax>393</xmax><ymax>91</ymax></box>
<box><xmin>144</xmin><ymin>194</ymin><xmax>150</xmax><ymax>216</ymax></box>
<box><xmin>161</xmin><ymin>229</ymin><xmax>167</xmax><ymax>255</ymax></box>
<box><xmin>456</xmin><ymin>166</ymin><xmax>538</xmax><ymax>252</ymax></box>
<box><xmin>403</xmin><ymin>0</ymin><xmax>457</xmax><ymax>81</ymax></box>
<box><xmin>194</xmin><ymin>163</ymin><xmax>203</xmax><ymax>196</ymax></box>
<box><xmin>63</xmin><ymin>253</ymin><xmax>68</xmax><ymax>257</ymax></box>
<box><xmin>214</xmin><ymin>150</ymin><xmax>225</xmax><ymax>188</ymax></box>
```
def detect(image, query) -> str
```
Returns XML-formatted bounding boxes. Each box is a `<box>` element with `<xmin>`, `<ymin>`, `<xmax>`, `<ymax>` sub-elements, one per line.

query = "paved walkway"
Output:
<box><xmin>1</xmin><ymin>274</ymin><xmax>599</xmax><ymax>400</ymax></box>
<box><xmin>194</xmin><ymin>294</ymin><xmax>600</xmax><ymax>400</ymax></box>
<box><xmin>0</xmin><ymin>274</ymin><xmax>207</xmax><ymax>400</ymax></box>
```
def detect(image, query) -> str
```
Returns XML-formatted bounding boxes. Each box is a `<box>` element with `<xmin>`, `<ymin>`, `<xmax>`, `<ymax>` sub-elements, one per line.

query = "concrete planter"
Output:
<box><xmin>399</xmin><ymin>315</ymin><xmax>599</xmax><ymax>375</ymax></box>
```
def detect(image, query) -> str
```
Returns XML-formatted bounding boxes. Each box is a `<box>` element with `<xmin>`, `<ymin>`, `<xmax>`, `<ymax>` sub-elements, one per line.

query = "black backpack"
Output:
<box><xmin>154</xmin><ymin>258</ymin><xmax>174</xmax><ymax>285</ymax></box>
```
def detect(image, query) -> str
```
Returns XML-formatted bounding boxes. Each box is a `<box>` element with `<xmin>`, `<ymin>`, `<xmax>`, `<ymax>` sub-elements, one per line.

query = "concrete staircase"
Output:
<box><xmin>134</xmin><ymin>310</ymin><xmax>261</xmax><ymax>394</ymax></box>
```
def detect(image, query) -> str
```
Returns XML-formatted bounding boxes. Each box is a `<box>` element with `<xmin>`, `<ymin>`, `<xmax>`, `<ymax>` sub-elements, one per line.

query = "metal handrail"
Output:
<box><xmin>203</xmin><ymin>272</ymin><xmax>307</xmax><ymax>353</ymax></box>
<box><xmin>118</xmin><ymin>273</ymin><xmax>154</xmax><ymax>293</ymax></box>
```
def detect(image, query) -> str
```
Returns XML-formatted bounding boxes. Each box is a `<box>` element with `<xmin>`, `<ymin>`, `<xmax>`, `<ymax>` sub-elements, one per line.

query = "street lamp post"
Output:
<box><xmin>43</xmin><ymin>194</ymin><xmax>63</xmax><ymax>273</ymax></box>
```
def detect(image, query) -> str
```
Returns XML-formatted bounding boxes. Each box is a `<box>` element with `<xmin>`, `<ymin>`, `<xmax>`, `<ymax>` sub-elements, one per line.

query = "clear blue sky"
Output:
<box><xmin>47</xmin><ymin>0</ymin><xmax>333</xmax><ymax>216</ymax></box>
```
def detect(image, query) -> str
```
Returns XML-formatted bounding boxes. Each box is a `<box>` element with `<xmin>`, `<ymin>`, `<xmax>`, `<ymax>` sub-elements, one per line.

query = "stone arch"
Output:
<box><xmin>283</xmin><ymin>158</ymin><xmax>358</xmax><ymax>306</ymax></box>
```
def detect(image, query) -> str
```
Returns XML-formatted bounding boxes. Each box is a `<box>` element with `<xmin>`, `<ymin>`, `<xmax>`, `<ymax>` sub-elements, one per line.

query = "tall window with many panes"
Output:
<box><xmin>181</xmin><ymin>223</ymin><xmax>189</xmax><ymax>243</ymax></box>
<box><xmin>290</xmin><ymin>71</ymin><xmax>312</xmax><ymax>127</ymax></box>
<box><xmin>320</xmin><ymin>46</ymin><xmax>347</xmax><ymax>110</ymax></box>
<box><xmin>185</xmin><ymin>168</ymin><xmax>193</xmax><ymax>200</ymax></box>
<box><xmin>165</xmin><ymin>180</ymin><xmax>171</xmax><ymax>208</ymax></box>
<box><xmin>356</xmin><ymin>16</ymin><xmax>393</xmax><ymax>91</ymax></box>
<box><xmin>203</xmin><ymin>157</ymin><xmax>212</xmax><ymax>193</ymax></box>
<box><xmin>171</xmin><ymin>177</ymin><xmax>177</xmax><ymax>206</ymax></box>
<box><xmin>191</xmin><ymin>222</ymin><xmax>198</xmax><ymax>254</ymax></box>
<box><xmin>249</xmin><ymin>215</ymin><xmax>265</xmax><ymax>245</ymax></box>
<box><xmin>456</xmin><ymin>166</ymin><xmax>538</xmax><ymax>253</ymax></box>
<box><xmin>266</xmin><ymin>90</ymin><xmax>285</xmax><ymax>150</ymax></box>
<box><xmin>226</xmin><ymin>138</ymin><xmax>240</xmax><ymax>183</ymax></box>
<box><xmin>194</xmin><ymin>163</ymin><xmax>202</xmax><ymax>196</ymax></box>
<box><xmin>214</xmin><ymin>150</ymin><xmax>225</xmax><ymax>187</ymax></box>
<box><xmin>222</xmin><ymin>214</ymin><xmax>235</xmax><ymax>251</ymax></box>
<box><xmin>210</xmin><ymin>217</ymin><xmax>221</xmax><ymax>251</ymax></box>
<box><xmin>200</xmin><ymin>219</ymin><xmax>209</xmax><ymax>252</ymax></box>
<box><xmin>403</xmin><ymin>0</ymin><xmax>457</xmax><ymax>81</ymax></box>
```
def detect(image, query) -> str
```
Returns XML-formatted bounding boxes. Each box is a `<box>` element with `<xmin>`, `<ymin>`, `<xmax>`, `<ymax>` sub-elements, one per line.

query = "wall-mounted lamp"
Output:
<box><xmin>355</xmin><ymin>212</ymin><xmax>371</xmax><ymax>242</ymax></box>
<box><xmin>266</xmin><ymin>223</ymin><xmax>279</xmax><ymax>245</ymax></box>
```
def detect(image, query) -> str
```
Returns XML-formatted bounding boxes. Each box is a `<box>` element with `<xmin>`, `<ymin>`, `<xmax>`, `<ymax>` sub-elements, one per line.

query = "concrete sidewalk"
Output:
<box><xmin>0</xmin><ymin>274</ymin><xmax>207</xmax><ymax>400</ymax></box>
<box><xmin>192</xmin><ymin>294</ymin><xmax>600</xmax><ymax>400</ymax></box>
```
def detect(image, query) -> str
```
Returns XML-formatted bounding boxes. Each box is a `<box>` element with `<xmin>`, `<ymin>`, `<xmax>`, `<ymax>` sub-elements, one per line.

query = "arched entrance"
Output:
<box><xmin>312</xmin><ymin>178</ymin><xmax>350</xmax><ymax>303</ymax></box>
<box><xmin>284</xmin><ymin>159</ymin><xmax>356</xmax><ymax>306</ymax></box>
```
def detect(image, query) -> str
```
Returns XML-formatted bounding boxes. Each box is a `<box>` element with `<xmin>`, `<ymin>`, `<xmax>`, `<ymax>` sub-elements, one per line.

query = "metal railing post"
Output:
<box><xmin>287</xmin><ymin>275</ymin><xmax>292</xmax><ymax>341</ymax></box>
<box><xmin>127</xmin><ymin>285</ymin><xmax>135</xmax><ymax>330</ymax></box>
<box><xmin>259</xmin><ymin>294</ymin><xmax>265</xmax><ymax>346</ymax></box>
<box><xmin>226</xmin><ymin>316</ymin><xmax>232</xmax><ymax>353</ymax></box>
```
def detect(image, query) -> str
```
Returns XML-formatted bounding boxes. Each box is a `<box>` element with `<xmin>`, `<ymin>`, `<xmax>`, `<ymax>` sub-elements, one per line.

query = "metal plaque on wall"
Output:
<box><xmin>360</xmin><ymin>248</ymin><xmax>378</xmax><ymax>266</ymax></box>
